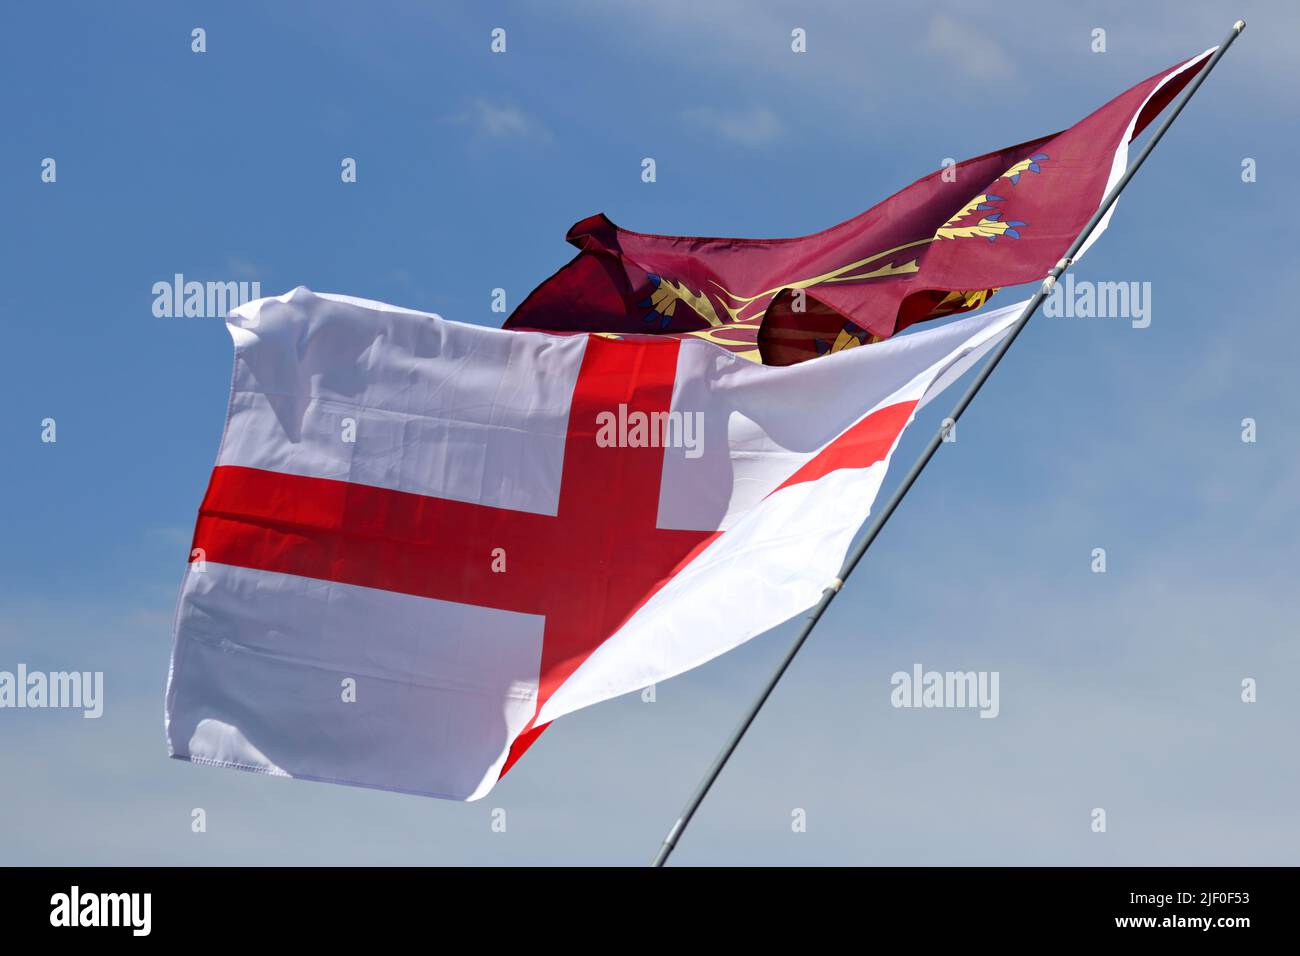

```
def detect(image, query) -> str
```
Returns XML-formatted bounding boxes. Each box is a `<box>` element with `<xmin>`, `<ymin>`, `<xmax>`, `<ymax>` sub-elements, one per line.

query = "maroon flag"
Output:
<box><xmin>506</xmin><ymin>49</ymin><xmax>1214</xmax><ymax>365</ymax></box>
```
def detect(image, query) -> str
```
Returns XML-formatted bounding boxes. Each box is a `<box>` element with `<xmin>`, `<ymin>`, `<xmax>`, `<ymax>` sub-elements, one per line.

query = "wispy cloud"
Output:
<box><xmin>226</xmin><ymin>257</ymin><xmax>263</xmax><ymax>280</ymax></box>
<box><xmin>681</xmin><ymin>105</ymin><xmax>785</xmax><ymax>148</ymax></box>
<box><xmin>924</xmin><ymin>13</ymin><xmax>1016</xmax><ymax>81</ymax></box>
<box><xmin>453</xmin><ymin>99</ymin><xmax>549</xmax><ymax>141</ymax></box>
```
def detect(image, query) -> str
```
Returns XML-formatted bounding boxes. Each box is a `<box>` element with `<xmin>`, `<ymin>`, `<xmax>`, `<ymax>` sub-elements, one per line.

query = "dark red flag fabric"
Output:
<box><xmin>506</xmin><ymin>49</ymin><xmax>1213</xmax><ymax>365</ymax></box>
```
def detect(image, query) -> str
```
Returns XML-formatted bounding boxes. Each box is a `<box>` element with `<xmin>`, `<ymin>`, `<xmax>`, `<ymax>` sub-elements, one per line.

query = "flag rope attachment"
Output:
<box><xmin>650</xmin><ymin>19</ymin><xmax>1246</xmax><ymax>868</ymax></box>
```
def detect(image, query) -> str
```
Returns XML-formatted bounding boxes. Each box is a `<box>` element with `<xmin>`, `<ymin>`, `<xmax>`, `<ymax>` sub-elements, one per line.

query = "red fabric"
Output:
<box><xmin>188</xmin><ymin>336</ymin><xmax>923</xmax><ymax>780</ymax></box>
<box><xmin>192</xmin><ymin>336</ymin><xmax>713</xmax><ymax>777</ymax></box>
<box><xmin>506</xmin><ymin>52</ymin><xmax>1208</xmax><ymax>366</ymax></box>
<box><xmin>773</xmin><ymin>401</ymin><xmax>918</xmax><ymax>492</ymax></box>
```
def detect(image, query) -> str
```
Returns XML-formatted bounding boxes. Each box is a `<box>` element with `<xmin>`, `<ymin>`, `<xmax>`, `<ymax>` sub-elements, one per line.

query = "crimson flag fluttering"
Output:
<box><xmin>506</xmin><ymin>49</ymin><xmax>1213</xmax><ymax>365</ymax></box>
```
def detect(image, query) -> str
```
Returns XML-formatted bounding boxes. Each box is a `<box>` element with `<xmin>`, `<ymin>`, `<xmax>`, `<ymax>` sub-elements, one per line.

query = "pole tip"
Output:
<box><xmin>1234</xmin><ymin>19</ymin><xmax>1246</xmax><ymax>33</ymax></box>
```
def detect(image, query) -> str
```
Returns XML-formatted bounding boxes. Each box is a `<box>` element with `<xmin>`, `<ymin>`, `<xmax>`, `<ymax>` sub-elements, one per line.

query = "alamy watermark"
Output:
<box><xmin>50</xmin><ymin>886</ymin><xmax>150</xmax><ymax>936</ymax></box>
<box><xmin>890</xmin><ymin>663</ymin><xmax>999</xmax><ymax>718</ymax></box>
<box><xmin>1043</xmin><ymin>275</ymin><xmax>1152</xmax><ymax>328</ymax></box>
<box><xmin>0</xmin><ymin>664</ymin><xmax>103</xmax><ymax>718</ymax></box>
<box><xmin>152</xmin><ymin>273</ymin><xmax>262</xmax><ymax>318</ymax></box>
<box><xmin>595</xmin><ymin>404</ymin><xmax>704</xmax><ymax>459</ymax></box>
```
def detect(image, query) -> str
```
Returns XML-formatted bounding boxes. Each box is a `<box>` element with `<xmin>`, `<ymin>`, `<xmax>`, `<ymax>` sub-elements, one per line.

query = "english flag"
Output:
<box><xmin>505</xmin><ymin>48</ymin><xmax>1214</xmax><ymax>365</ymax></box>
<box><xmin>166</xmin><ymin>287</ymin><xmax>1025</xmax><ymax>800</ymax></box>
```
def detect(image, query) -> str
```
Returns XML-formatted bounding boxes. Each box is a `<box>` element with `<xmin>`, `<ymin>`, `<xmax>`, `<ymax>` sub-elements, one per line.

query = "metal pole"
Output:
<box><xmin>651</xmin><ymin>20</ymin><xmax>1245</xmax><ymax>867</ymax></box>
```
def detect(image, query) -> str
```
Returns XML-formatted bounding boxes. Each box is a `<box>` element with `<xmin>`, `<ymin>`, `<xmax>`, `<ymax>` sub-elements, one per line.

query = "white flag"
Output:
<box><xmin>166</xmin><ymin>287</ymin><xmax>1023</xmax><ymax>799</ymax></box>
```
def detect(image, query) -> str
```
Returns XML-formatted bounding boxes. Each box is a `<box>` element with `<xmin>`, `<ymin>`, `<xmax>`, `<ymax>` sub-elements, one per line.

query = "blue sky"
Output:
<box><xmin>2</xmin><ymin>0</ymin><xmax>1297</xmax><ymax>865</ymax></box>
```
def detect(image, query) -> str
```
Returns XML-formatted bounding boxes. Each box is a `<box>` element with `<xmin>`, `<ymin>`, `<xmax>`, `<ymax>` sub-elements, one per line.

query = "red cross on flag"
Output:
<box><xmin>165</xmin><ymin>287</ymin><xmax>1024</xmax><ymax>800</ymax></box>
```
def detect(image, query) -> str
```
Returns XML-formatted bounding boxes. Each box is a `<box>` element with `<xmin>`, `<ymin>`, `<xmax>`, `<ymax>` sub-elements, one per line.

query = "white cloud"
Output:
<box><xmin>924</xmin><ymin>12</ymin><xmax>1016</xmax><ymax>81</ymax></box>
<box><xmin>681</xmin><ymin>105</ymin><xmax>785</xmax><ymax>148</ymax></box>
<box><xmin>458</xmin><ymin>99</ymin><xmax>548</xmax><ymax>141</ymax></box>
<box><xmin>226</xmin><ymin>257</ymin><xmax>263</xmax><ymax>280</ymax></box>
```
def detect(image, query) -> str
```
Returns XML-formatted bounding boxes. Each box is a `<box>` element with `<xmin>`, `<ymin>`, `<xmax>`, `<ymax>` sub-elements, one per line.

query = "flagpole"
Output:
<box><xmin>650</xmin><ymin>20</ymin><xmax>1246</xmax><ymax>867</ymax></box>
